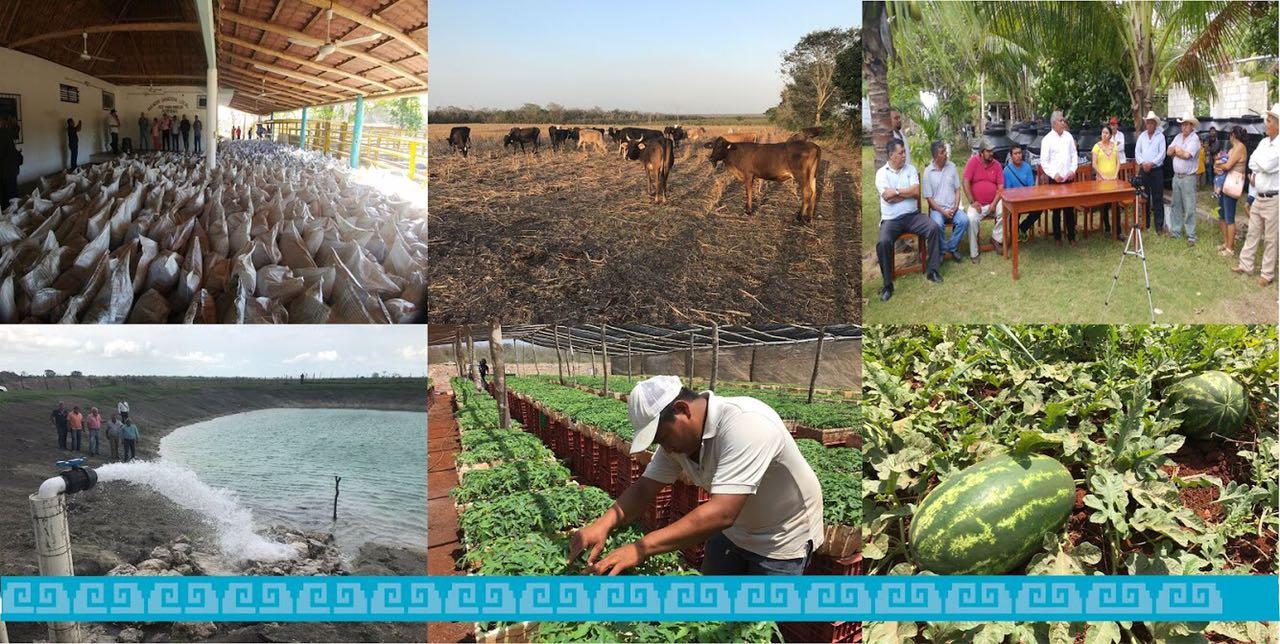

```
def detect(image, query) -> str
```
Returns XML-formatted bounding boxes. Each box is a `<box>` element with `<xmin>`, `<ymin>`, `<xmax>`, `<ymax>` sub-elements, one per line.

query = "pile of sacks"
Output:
<box><xmin>0</xmin><ymin>141</ymin><xmax>426</xmax><ymax>323</ymax></box>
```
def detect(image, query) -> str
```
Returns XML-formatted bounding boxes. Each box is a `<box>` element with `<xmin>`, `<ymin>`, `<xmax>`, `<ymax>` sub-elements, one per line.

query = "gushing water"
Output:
<box><xmin>95</xmin><ymin>461</ymin><xmax>295</xmax><ymax>562</ymax></box>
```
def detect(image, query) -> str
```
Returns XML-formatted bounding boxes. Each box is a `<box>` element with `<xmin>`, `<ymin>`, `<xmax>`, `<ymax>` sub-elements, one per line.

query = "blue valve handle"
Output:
<box><xmin>56</xmin><ymin>458</ymin><xmax>87</xmax><ymax>469</ymax></box>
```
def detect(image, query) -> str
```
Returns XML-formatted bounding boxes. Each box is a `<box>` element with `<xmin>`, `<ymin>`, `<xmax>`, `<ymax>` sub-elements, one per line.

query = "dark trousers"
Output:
<box><xmin>121</xmin><ymin>411</ymin><xmax>130</xmax><ymax>423</ymax></box>
<box><xmin>1141</xmin><ymin>166</ymin><xmax>1165</xmax><ymax>230</ymax></box>
<box><xmin>182</xmin><ymin>131</ymin><xmax>189</xmax><ymax>152</ymax></box>
<box><xmin>1019</xmin><ymin>212</ymin><xmax>1042</xmax><ymax>233</ymax></box>
<box><xmin>70</xmin><ymin>430</ymin><xmax>82</xmax><ymax>451</ymax></box>
<box><xmin>68</xmin><ymin>142</ymin><xmax>78</xmax><ymax>169</ymax></box>
<box><xmin>56</xmin><ymin>425</ymin><xmax>68</xmax><ymax>450</ymax></box>
<box><xmin>194</xmin><ymin>133</ymin><xmax>201</xmax><ymax>153</ymax></box>
<box><xmin>110</xmin><ymin>132</ymin><xmax>119</xmax><ymax>155</ymax></box>
<box><xmin>876</xmin><ymin>211</ymin><xmax>942</xmax><ymax>287</ymax></box>
<box><xmin>122</xmin><ymin>439</ymin><xmax>136</xmax><ymax>461</ymax></box>
<box><xmin>0</xmin><ymin>172</ymin><xmax>16</xmax><ymax>208</ymax></box>
<box><xmin>161</xmin><ymin>131</ymin><xmax>170</xmax><ymax>151</ymax></box>
<box><xmin>701</xmin><ymin>532</ymin><xmax>813</xmax><ymax>575</ymax></box>
<box><xmin>1049</xmin><ymin>176</ymin><xmax>1076</xmax><ymax>241</ymax></box>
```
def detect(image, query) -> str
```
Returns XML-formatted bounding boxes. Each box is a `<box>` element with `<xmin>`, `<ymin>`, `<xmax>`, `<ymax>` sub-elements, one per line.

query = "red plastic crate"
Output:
<box><xmin>640</xmin><ymin>486</ymin><xmax>673</xmax><ymax>531</ymax></box>
<box><xmin>780</xmin><ymin>621</ymin><xmax>861</xmax><ymax>644</ymax></box>
<box><xmin>680</xmin><ymin>543</ymin><xmax>705</xmax><ymax>569</ymax></box>
<box><xmin>603</xmin><ymin>449</ymin><xmax>642</xmax><ymax>497</ymax></box>
<box><xmin>580</xmin><ymin>435</ymin><xmax>605</xmax><ymax>488</ymax></box>
<box><xmin>805</xmin><ymin>552</ymin><xmax>863</xmax><ymax>577</ymax></box>
<box><xmin>670</xmin><ymin>481</ymin><xmax>709</xmax><ymax>519</ymax></box>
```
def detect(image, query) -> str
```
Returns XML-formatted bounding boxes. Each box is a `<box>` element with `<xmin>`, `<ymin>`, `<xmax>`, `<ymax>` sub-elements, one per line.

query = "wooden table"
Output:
<box><xmin>1001</xmin><ymin>179</ymin><xmax>1145</xmax><ymax>279</ymax></box>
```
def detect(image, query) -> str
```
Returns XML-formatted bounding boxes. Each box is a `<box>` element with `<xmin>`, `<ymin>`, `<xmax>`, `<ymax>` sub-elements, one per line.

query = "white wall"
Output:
<box><xmin>0</xmin><ymin>46</ymin><xmax>123</xmax><ymax>185</ymax></box>
<box><xmin>1168</xmin><ymin>65</ymin><xmax>1272</xmax><ymax>119</ymax></box>
<box><xmin>0</xmin><ymin>47</ymin><xmax>238</xmax><ymax>184</ymax></box>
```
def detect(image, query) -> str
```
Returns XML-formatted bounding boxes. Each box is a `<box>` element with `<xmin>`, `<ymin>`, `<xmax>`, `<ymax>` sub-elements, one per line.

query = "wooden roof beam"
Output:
<box><xmin>219</xmin><ymin>69</ymin><xmax>335</xmax><ymax>105</ymax></box>
<box><xmin>220</xmin><ymin>33</ymin><xmax>393</xmax><ymax>92</ymax></box>
<box><xmin>293</xmin><ymin>0</ymin><xmax>427</xmax><ymax>60</ymax></box>
<box><xmin>219</xmin><ymin>9</ymin><xmax>423</xmax><ymax>87</ymax></box>
<box><xmin>7</xmin><ymin>22</ymin><xmax>200</xmax><ymax>49</ymax></box>
<box><xmin>220</xmin><ymin>50</ymin><xmax>350</xmax><ymax>100</ymax></box>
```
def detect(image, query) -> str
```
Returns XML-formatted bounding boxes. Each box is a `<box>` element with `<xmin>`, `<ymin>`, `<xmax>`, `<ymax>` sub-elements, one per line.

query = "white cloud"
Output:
<box><xmin>103</xmin><ymin>340</ymin><xmax>144</xmax><ymax>357</ymax></box>
<box><xmin>283</xmin><ymin>351</ymin><xmax>339</xmax><ymax>364</ymax></box>
<box><xmin>171</xmin><ymin>351</ymin><xmax>224</xmax><ymax>365</ymax></box>
<box><xmin>0</xmin><ymin>329</ymin><xmax>95</xmax><ymax>352</ymax></box>
<box><xmin>399</xmin><ymin>345</ymin><xmax>428</xmax><ymax>360</ymax></box>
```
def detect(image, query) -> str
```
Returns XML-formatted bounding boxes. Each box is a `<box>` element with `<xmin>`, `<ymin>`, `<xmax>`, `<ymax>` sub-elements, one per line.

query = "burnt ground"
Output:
<box><xmin>428</xmin><ymin>124</ymin><xmax>858</xmax><ymax>324</ymax></box>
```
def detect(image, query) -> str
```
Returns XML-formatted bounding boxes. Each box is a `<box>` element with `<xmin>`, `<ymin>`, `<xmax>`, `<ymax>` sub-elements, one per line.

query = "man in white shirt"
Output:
<box><xmin>570</xmin><ymin>376</ymin><xmax>824</xmax><ymax>576</ymax></box>
<box><xmin>1040</xmin><ymin>111</ymin><xmax>1079</xmax><ymax>245</ymax></box>
<box><xmin>117</xmin><ymin>400</ymin><xmax>130</xmax><ymax>423</ymax></box>
<box><xmin>1134</xmin><ymin>111</ymin><xmax>1168</xmax><ymax>231</ymax></box>
<box><xmin>1167</xmin><ymin>113</ymin><xmax>1202</xmax><ymax>244</ymax></box>
<box><xmin>874</xmin><ymin>139</ymin><xmax>943</xmax><ymax>301</ymax></box>
<box><xmin>1109</xmin><ymin>116</ymin><xmax>1127</xmax><ymax>164</ymax></box>
<box><xmin>1234</xmin><ymin>103</ymin><xmax>1279</xmax><ymax>286</ymax></box>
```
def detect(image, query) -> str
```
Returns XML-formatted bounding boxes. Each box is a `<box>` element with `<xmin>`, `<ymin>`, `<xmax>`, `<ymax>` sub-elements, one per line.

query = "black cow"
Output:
<box><xmin>549</xmin><ymin>126</ymin><xmax>581</xmax><ymax>152</ymax></box>
<box><xmin>610</xmin><ymin>127</ymin><xmax>664</xmax><ymax>156</ymax></box>
<box><xmin>503</xmin><ymin>127</ymin><xmax>540</xmax><ymax>153</ymax></box>
<box><xmin>663</xmin><ymin>125</ymin><xmax>687</xmax><ymax>146</ymax></box>
<box><xmin>626</xmin><ymin>137</ymin><xmax>675</xmax><ymax>204</ymax></box>
<box><xmin>447</xmin><ymin>126</ymin><xmax>471</xmax><ymax>157</ymax></box>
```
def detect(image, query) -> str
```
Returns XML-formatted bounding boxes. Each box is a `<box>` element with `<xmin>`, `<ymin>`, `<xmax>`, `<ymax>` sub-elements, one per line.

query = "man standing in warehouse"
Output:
<box><xmin>569</xmin><ymin>375</ymin><xmax>824</xmax><ymax>575</ymax></box>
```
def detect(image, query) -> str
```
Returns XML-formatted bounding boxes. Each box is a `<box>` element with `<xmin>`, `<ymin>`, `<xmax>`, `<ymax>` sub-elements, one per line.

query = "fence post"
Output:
<box><xmin>324</xmin><ymin>123</ymin><xmax>332</xmax><ymax>155</ymax></box>
<box><xmin>408</xmin><ymin>142</ymin><xmax>418</xmax><ymax>180</ymax></box>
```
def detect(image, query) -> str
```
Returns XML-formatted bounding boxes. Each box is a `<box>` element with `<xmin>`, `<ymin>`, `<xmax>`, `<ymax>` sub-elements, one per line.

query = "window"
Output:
<box><xmin>59</xmin><ymin>84</ymin><xmax>80</xmax><ymax>104</ymax></box>
<box><xmin>0</xmin><ymin>93</ymin><xmax>21</xmax><ymax>144</ymax></box>
<box><xmin>102</xmin><ymin>90</ymin><xmax>115</xmax><ymax>111</ymax></box>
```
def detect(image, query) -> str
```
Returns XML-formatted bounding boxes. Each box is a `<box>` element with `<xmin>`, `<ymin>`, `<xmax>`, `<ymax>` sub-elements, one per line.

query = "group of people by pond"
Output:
<box><xmin>874</xmin><ymin>104</ymin><xmax>1280</xmax><ymax>301</ymax></box>
<box><xmin>50</xmin><ymin>400</ymin><xmax>138</xmax><ymax>461</ymax></box>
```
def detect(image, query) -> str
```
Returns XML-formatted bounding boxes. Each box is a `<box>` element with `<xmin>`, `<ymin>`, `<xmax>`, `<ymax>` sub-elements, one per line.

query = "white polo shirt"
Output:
<box><xmin>641</xmin><ymin>392</ymin><xmax>825</xmax><ymax>559</ymax></box>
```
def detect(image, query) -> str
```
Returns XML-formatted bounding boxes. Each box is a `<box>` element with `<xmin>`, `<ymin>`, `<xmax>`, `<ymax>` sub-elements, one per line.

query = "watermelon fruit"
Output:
<box><xmin>910</xmin><ymin>453</ymin><xmax>1074</xmax><ymax>575</ymax></box>
<box><xmin>1164</xmin><ymin>371</ymin><xmax>1248</xmax><ymax>438</ymax></box>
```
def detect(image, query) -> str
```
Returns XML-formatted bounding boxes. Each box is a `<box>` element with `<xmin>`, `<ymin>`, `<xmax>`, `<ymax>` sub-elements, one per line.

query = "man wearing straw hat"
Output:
<box><xmin>1167</xmin><ymin>113</ymin><xmax>1202</xmax><ymax>245</ymax></box>
<box><xmin>569</xmin><ymin>375</ymin><xmax>824</xmax><ymax>576</ymax></box>
<box><xmin>1134</xmin><ymin>110</ymin><xmax>1168</xmax><ymax>232</ymax></box>
<box><xmin>1233</xmin><ymin>102</ymin><xmax>1279</xmax><ymax>286</ymax></box>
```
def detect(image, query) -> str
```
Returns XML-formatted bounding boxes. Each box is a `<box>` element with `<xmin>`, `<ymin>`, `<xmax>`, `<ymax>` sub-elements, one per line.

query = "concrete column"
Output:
<box><xmin>205</xmin><ymin>65</ymin><xmax>218</xmax><ymax>169</ymax></box>
<box><xmin>350</xmin><ymin>95</ymin><xmax>365</xmax><ymax>169</ymax></box>
<box><xmin>300</xmin><ymin>106</ymin><xmax>309</xmax><ymax>150</ymax></box>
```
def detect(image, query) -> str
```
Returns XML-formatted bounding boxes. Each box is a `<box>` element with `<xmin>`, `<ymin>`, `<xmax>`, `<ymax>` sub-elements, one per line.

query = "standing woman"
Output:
<box><xmin>151</xmin><ymin>117</ymin><xmax>160</xmax><ymax>151</ymax></box>
<box><xmin>160</xmin><ymin>113</ymin><xmax>171</xmax><ymax>152</ymax></box>
<box><xmin>66</xmin><ymin>118</ymin><xmax>82</xmax><ymax>169</ymax></box>
<box><xmin>1092</xmin><ymin>125</ymin><xmax>1121</xmax><ymax>232</ymax></box>
<box><xmin>138</xmin><ymin>113</ymin><xmax>149</xmax><ymax>151</ymax></box>
<box><xmin>1215</xmin><ymin>126</ymin><xmax>1248</xmax><ymax>257</ymax></box>
<box><xmin>0</xmin><ymin>116</ymin><xmax>20</xmax><ymax>208</ymax></box>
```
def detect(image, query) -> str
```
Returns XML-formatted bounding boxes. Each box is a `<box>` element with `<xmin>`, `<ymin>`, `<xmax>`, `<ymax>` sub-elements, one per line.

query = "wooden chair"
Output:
<box><xmin>1073</xmin><ymin>163</ymin><xmax>1096</xmax><ymax>239</ymax></box>
<box><xmin>1115</xmin><ymin>161</ymin><xmax>1145</xmax><ymax>235</ymax></box>
<box><xmin>890</xmin><ymin>230</ymin><xmax>928</xmax><ymax>278</ymax></box>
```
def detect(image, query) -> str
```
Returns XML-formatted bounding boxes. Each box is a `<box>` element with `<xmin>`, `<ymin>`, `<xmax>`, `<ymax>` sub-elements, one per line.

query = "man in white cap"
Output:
<box><xmin>568</xmin><ymin>375</ymin><xmax>825</xmax><ymax>575</ymax></box>
<box><xmin>1234</xmin><ymin>102</ymin><xmax>1279</xmax><ymax>286</ymax></box>
<box><xmin>1167</xmin><ymin>113</ymin><xmax>1202</xmax><ymax>245</ymax></box>
<box><xmin>1134</xmin><ymin>110</ymin><xmax>1168</xmax><ymax>231</ymax></box>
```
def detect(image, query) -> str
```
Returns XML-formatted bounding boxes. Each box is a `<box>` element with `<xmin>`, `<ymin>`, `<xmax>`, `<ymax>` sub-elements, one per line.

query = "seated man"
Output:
<box><xmin>875</xmin><ymin>139</ymin><xmax>943</xmax><ymax>302</ymax></box>
<box><xmin>922</xmin><ymin>140</ymin><xmax>965</xmax><ymax>263</ymax></box>
<box><xmin>962</xmin><ymin>140</ymin><xmax>1004</xmax><ymax>262</ymax></box>
<box><xmin>1003</xmin><ymin>144</ymin><xmax>1040</xmax><ymax>241</ymax></box>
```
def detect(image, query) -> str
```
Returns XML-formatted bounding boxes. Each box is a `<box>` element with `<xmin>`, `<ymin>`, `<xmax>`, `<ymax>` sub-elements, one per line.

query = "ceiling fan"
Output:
<box><xmin>61</xmin><ymin>32</ymin><xmax>116</xmax><ymax>63</ymax></box>
<box><xmin>287</xmin><ymin>0</ymin><xmax>383</xmax><ymax>62</ymax></box>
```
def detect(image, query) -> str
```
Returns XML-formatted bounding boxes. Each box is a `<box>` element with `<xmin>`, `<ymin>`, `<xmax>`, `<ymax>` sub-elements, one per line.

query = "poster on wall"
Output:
<box><xmin>198</xmin><ymin>95</ymin><xmax>207</xmax><ymax>108</ymax></box>
<box><xmin>102</xmin><ymin>90</ymin><xmax>114</xmax><ymax>111</ymax></box>
<box><xmin>59</xmin><ymin>84</ymin><xmax>80</xmax><ymax>103</ymax></box>
<box><xmin>0</xmin><ymin>93</ymin><xmax>21</xmax><ymax>144</ymax></box>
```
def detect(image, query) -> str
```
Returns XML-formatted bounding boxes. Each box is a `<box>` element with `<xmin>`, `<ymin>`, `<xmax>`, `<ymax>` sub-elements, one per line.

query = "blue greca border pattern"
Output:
<box><xmin>1</xmin><ymin>575</ymin><xmax>1276</xmax><ymax>622</ymax></box>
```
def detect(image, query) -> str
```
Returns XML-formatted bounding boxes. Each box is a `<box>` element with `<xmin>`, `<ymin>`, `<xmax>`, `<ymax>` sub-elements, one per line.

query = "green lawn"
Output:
<box><xmin>861</xmin><ymin>146</ymin><xmax>1277</xmax><ymax>324</ymax></box>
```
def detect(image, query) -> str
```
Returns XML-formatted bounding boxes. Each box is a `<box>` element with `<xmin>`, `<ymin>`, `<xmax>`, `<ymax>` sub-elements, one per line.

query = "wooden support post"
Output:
<box><xmin>710</xmin><ymin>324</ymin><xmax>720</xmax><ymax>391</ymax></box>
<box><xmin>601</xmin><ymin>324</ymin><xmax>609</xmax><ymax>395</ymax></box>
<box><xmin>466</xmin><ymin>327</ymin><xmax>480</xmax><ymax>392</ymax></box>
<box><xmin>686</xmin><ymin>332</ymin><xmax>695</xmax><ymax>388</ymax></box>
<box><xmin>567</xmin><ymin>332</ymin><xmax>575</xmax><ymax>379</ymax></box>
<box><xmin>748</xmin><ymin>346</ymin><xmax>758</xmax><ymax>383</ymax></box>
<box><xmin>627</xmin><ymin>341</ymin><xmax>633</xmax><ymax>380</ymax></box>
<box><xmin>554</xmin><ymin>325</ymin><xmax>565</xmax><ymax>385</ymax></box>
<box><xmin>332</xmin><ymin>476</ymin><xmax>341</xmax><ymax>521</ymax></box>
<box><xmin>808</xmin><ymin>327</ymin><xmax>827</xmax><ymax>404</ymax></box>
<box><xmin>590</xmin><ymin>348</ymin><xmax>596</xmax><ymax>377</ymax></box>
<box><xmin>453</xmin><ymin>333</ymin><xmax>464</xmax><ymax>378</ymax></box>
<box><xmin>490</xmin><ymin>322</ymin><xmax>510</xmax><ymax>428</ymax></box>
<box><xmin>533</xmin><ymin>342</ymin><xmax>541</xmax><ymax>375</ymax></box>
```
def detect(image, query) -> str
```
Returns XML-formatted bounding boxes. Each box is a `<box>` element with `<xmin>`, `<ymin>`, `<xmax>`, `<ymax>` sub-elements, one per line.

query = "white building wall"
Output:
<box><xmin>0</xmin><ymin>46</ymin><xmax>236</xmax><ymax>185</ymax></box>
<box><xmin>1170</xmin><ymin>65</ymin><xmax>1273</xmax><ymax>119</ymax></box>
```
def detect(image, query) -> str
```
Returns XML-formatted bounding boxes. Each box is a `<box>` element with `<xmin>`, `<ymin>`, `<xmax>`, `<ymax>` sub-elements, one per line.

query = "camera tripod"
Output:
<box><xmin>1104</xmin><ymin>188</ymin><xmax>1156</xmax><ymax>323</ymax></box>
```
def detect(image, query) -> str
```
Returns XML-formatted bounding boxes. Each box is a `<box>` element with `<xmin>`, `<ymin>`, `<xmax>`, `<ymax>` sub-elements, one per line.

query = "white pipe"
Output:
<box><xmin>37</xmin><ymin>476</ymin><xmax>66</xmax><ymax>498</ymax></box>
<box><xmin>29</xmin><ymin>489</ymin><xmax>80</xmax><ymax>642</ymax></box>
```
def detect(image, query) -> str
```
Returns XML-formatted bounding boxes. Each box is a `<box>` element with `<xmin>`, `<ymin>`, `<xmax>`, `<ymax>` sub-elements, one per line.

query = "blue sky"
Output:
<box><xmin>430</xmin><ymin>0</ymin><xmax>858</xmax><ymax>114</ymax></box>
<box><xmin>0</xmin><ymin>327</ymin><xmax>426</xmax><ymax>378</ymax></box>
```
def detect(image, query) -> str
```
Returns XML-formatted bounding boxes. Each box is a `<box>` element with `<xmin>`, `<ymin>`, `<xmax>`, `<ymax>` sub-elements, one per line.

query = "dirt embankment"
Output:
<box><xmin>1</xmin><ymin>379</ymin><xmax>427</xmax><ymax>643</ymax></box>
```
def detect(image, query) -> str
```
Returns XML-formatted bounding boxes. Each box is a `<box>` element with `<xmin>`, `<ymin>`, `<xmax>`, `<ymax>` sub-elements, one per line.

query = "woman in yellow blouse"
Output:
<box><xmin>1092</xmin><ymin>125</ymin><xmax>1121</xmax><ymax>232</ymax></box>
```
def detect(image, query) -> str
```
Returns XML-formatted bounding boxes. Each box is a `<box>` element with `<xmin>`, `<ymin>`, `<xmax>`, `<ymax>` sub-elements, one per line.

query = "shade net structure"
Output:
<box><xmin>428</xmin><ymin>324</ymin><xmax>862</xmax><ymax>392</ymax></box>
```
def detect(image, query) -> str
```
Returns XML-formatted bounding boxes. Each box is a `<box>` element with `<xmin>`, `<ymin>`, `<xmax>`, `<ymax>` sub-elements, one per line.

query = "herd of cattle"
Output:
<box><xmin>444</xmin><ymin>124</ymin><xmax>827</xmax><ymax>222</ymax></box>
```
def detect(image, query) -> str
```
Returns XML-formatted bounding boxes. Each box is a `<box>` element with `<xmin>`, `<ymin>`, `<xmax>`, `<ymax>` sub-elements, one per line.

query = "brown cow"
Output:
<box><xmin>685</xmin><ymin>126</ymin><xmax>708</xmax><ymax>142</ymax></box>
<box><xmin>577</xmin><ymin>128</ymin><xmax>607</xmax><ymax>152</ymax></box>
<box><xmin>626</xmin><ymin>137</ymin><xmax>675</xmax><ymax>204</ymax></box>
<box><xmin>720</xmin><ymin>132</ymin><xmax>760</xmax><ymax>144</ymax></box>
<box><xmin>704</xmin><ymin>137</ymin><xmax>821</xmax><ymax>222</ymax></box>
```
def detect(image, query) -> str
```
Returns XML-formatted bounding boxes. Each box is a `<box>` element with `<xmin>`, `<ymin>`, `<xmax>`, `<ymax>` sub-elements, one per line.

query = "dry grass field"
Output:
<box><xmin>427</xmin><ymin>123</ymin><xmax>857</xmax><ymax>323</ymax></box>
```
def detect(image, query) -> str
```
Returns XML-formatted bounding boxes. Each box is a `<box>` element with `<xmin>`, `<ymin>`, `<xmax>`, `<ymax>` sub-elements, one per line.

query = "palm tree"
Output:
<box><xmin>983</xmin><ymin>1</ymin><xmax>1270</xmax><ymax>130</ymax></box>
<box><xmin>863</xmin><ymin>1</ymin><xmax>895</xmax><ymax>168</ymax></box>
